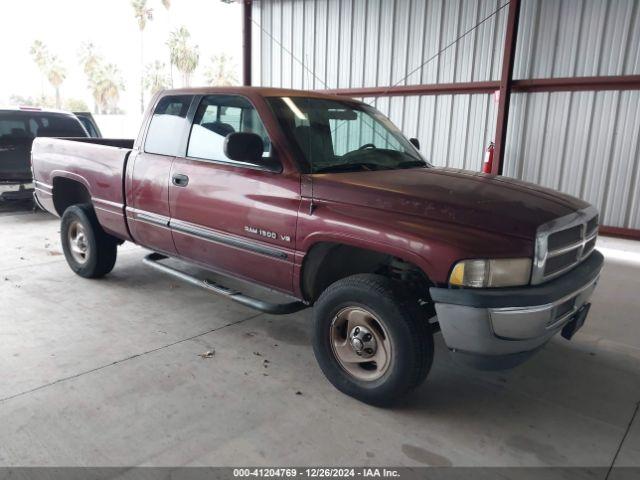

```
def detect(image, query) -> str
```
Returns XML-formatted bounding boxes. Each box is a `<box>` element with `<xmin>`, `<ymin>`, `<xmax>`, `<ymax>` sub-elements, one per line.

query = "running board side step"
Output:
<box><xmin>143</xmin><ymin>253</ymin><xmax>308</xmax><ymax>315</ymax></box>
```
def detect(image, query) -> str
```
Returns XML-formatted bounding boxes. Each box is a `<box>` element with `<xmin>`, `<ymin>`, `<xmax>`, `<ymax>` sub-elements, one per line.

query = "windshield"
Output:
<box><xmin>266</xmin><ymin>97</ymin><xmax>428</xmax><ymax>173</ymax></box>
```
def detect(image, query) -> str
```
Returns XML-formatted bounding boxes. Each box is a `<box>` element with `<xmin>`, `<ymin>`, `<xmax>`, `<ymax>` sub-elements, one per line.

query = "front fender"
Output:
<box><xmin>293</xmin><ymin>201</ymin><xmax>533</xmax><ymax>298</ymax></box>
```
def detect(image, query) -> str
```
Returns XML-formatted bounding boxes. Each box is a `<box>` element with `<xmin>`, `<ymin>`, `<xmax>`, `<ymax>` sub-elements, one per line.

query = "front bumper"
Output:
<box><xmin>429</xmin><ymin>250</ymin><xmax>604</xmax><ymax>370</ymax></box>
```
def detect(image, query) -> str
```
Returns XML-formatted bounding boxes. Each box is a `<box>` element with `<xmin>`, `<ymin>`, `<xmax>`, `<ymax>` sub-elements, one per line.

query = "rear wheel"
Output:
<box><xmin>312</xmin><ymin>274</ymin><xmax>433</xmax><ymax>406</ymax></box>
<box><xmin>60</xmin><ymin>203</ymin><xmax>117</xmax><ymax>278</ymax></box>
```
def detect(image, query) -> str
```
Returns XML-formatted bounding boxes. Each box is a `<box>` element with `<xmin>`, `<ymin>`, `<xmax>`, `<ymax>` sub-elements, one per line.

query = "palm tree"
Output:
<box><xmin>160</xmin><ymin>0</ymin><xmax>174</xmax><ymax>86</ymax></box>
<box><xmin>131</xmin><ymin>0</ymin><xmax>153</xmax><ymax>112</ymax></box>
<box><xmin>29</xmin><ymin>40</ymin><xmax>50</xmax><ymax>98</ymax></box>
<box><xmin>179</xmin><ymin>46</ymin><xmax>199</xmax><ymax>87</ymax></box>
<box><xmin>88</xmin><ymin>75</ymin><xmax>104</xmax><ymax>114</ymax></box>
<box><xmin>204</xmin><ymin>54</ymin><xmax>238</xmax><ymax>86</ymax></box>
<box><xmin>167</xmin><ymin>27</ymin><xmax>199</xmax><ymax>87</ymax></box>
<box><xmin>46</xmin><ymin>55</ymin><xmax>66</xmax><ymax>109</ymax></box>
<box><xmin>78</xmin><ymin>42</ymin><xmax>102</xmax><ymax>77</ymax></box>
<box><xmin>92</xmin><ymin>64</ymin><xmax>125</xmax><ymax>114</ymax></box>
<box><xmin>144</xmin><ymin>61</ymin><xmax>170</xmax><ymax>96</ymax></box>
<box><xmin>78</xmin><ymin>42</ymin><xmax>104</xmax><ymax>113</ymax></box>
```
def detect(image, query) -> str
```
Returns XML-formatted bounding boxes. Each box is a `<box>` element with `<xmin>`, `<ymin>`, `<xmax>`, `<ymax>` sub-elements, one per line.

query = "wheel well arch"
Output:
<box><xmin>52</xmin><ymin>177</ymin><xmax>91</xmax><ymax>216</ymax></box>
<box><xmin>300</xmin><ymin>242</ymin><xmax>433</xmax><ymax>304</ymax></box>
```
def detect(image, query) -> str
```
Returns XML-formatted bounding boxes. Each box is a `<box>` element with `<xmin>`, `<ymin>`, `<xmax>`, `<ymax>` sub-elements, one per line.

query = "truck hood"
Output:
<box><xmin>311</xmin><ymin>167</ymin><xmax>590</xmax><ymax>239</ymax></box>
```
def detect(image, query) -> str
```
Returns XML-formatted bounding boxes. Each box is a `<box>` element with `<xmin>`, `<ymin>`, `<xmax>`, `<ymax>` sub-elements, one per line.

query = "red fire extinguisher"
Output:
<box><xmin>482</xmin><ymin>141</ymin><xmax>495</xmax><ymax>174</ymax></box>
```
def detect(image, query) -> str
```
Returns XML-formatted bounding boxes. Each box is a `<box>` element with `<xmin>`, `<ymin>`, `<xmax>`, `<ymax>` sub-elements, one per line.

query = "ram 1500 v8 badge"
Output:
<box><xmin>31</xmin><ymin>87</ymin><xmax>602</xmax><ymax>405</ymax></box>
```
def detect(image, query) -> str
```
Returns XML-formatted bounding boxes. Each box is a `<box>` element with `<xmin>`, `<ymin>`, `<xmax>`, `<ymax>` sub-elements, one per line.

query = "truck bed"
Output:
<box><xmin>31</xmin><ymin>137</ymin><xmax>134</xmax><ymax>241</ymax></box>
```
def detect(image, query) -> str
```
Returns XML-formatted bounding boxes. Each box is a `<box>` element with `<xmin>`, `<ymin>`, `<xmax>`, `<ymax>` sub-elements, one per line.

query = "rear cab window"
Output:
<box><xmin>187</xmin><ymin>95</ymin><xmax>271</xmax><ymax>164</ymax></box>
<box><xmin>0</xmin><ymin>111</ymin><xmax>87</xmax><ymax>142</ymax></box>
<box><xmin>144</xmin><ymin>95</ymin><xmax>193</xmax><ymax>156</ymax></box>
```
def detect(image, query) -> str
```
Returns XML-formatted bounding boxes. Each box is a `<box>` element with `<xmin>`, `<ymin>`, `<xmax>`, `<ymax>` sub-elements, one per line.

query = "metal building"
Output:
<box><xmin>247</xmin><ymin>0</ymin><xmax>640</xmax><ymax>237</ymax></box>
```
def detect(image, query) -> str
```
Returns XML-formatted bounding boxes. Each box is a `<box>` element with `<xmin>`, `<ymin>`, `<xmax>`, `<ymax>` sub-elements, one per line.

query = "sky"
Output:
<box><xmin>0</xmin><ymin>0</ymin><xmax>243</xmax><ymax>116</ymax></box>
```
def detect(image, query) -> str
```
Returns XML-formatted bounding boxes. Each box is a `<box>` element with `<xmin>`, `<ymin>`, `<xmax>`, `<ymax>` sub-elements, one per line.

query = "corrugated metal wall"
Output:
<box><xmin>254</xmin><ymin>0</ymin><xmax>506</xmax><ymax>170</ymax></box>
<box><xmin>254</xmin><ymin>0</ymin><xmax>640</xmax><ymax>229</ymax></box>
<box><xmin>504</xmin><ymin>90</ymin><xmax>640</xmax><ymax>229</ymax></box>
<box><xmin>256</xmin><ymin>0</ymin><xmax>508</xmax><ymax>89</ymax></box>
<box><xmin>514</xmin><ymin>0</ymin><xmax>640</xmax><ymax>79</ymax></box>
<box><xmin>503</xmin><ymin>0</ymin><xmax>640</xmax><ymax>229</ymax></box>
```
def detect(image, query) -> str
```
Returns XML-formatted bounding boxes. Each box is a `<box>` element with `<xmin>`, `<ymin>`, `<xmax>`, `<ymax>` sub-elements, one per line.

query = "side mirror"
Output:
<box><xmin>224</xmin><ymin>132</ymin><xmax>264</xmax><ymax>163</ymax></box>
<box><xmin>409</xmin><ymin>138</ymin><xmax>420</xmax><ymax>150</ymax></box>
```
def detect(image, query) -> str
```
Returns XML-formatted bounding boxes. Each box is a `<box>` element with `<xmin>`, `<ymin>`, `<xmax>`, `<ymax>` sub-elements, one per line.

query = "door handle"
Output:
<box><xmin>172</xmin><ymin>174</ymin><xmax>189</xmax><ymax>187</ymax></box>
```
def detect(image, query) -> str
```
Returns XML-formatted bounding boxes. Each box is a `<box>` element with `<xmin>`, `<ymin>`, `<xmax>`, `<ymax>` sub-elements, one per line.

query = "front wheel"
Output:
<box><xmin>312</xmin><ymin>274</ymin><xmax>433</xmax><ymax>406</ymax></box>
<box><xmin>60</xmin><ymin>203</ymin><xmax>118</xmax><ymax>278</ymax></box>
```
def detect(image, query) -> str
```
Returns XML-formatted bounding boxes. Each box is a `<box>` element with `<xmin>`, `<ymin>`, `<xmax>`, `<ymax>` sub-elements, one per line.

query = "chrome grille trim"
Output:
<box><xmin>532</xmin><ymin>205</ymin><xmax>599</xmax><ymax>285</ymax></box>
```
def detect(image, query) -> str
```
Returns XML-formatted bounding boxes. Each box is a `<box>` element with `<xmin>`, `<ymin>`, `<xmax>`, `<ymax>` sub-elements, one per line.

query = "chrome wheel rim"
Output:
<box><xmin>68</xmin><ymin>220</ymin><xmax>89</xmax><ymax>264</ymax></box>
<box><xmin>330</xmin><ymin>306</ymin><xmax>392</xmax><ymax>381</ymax></box>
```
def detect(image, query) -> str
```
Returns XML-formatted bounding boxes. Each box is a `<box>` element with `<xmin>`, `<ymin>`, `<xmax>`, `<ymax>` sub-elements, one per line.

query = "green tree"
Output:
<box><xmin>204</xmin><ymin>53</ymin><xmax>238</xmax><ymax>86</ymax></box>
<box><xmin>10</xmin><ymin>94</ymin><xmax>55</xmax><ymax>108</ymax></box>
<box><xmin>78</xmin><ymin>42</ymin><xmax>102</xmax><ymax>77</ymax></box>
<box><xmin>30</xmin><ymin>41</ymin><xmax>66</xmax><ymax>109</ymax></box>
<box><xmin>131</xmin><ymin>0</ymin><xmax>153</xmax><ymax>112</ymax></box>
<box><xmin>29</xmin><ymin>40</ymin><xmax>49</xmax><ymax>67</ymax></box>
<box><xmin>63</xmin><ymin>98</ymin><xmax>90</xmax><ymax>112</ymax></box>
<box><xmin>94</xmin><ymin>64</ymin><xmax>125</xmax><ymax>114</ymax></box>
<box><xmin>46</xmin><ymin>55</ymin><xmax>66</xmax><ymax>109</ymax></box>
<box><xmin>144</xmin><ymin>61</ymin><xmax>171</xmax><ymax>96</ymax></box>
<box><xmin>87</xmin><ymin>63</ymin><xmax>124</xmax><ymax>114</ymax></box>
<box><xmin>29</xmin><ymin>40</ymin><xmax>50</xmax><ymax>98</ymax></box>
<box><xmin>160</xmin><ymin>0</ymin><xmax>173</xmax><ymax>86</ymax></box>
<box><xmin>167</xmin><ymin>26</ymin><xmax>199</xmax><ymax>87</ymax></box>
<box><xmin>78</xmin><ymin>42</ymin><xmax>104</xmax><ymax>113</ymax></box>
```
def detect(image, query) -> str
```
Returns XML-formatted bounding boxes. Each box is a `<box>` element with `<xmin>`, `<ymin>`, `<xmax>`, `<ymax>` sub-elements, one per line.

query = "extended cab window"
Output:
<box><xmin>145</xmin><ymin>95</ymin><xmax>192</xmax><ymax>156</ymax></box>
<box><xmin>187</xmin><ymin>95</ymin><xmax>271</xmax><ymax>163</ymax></box>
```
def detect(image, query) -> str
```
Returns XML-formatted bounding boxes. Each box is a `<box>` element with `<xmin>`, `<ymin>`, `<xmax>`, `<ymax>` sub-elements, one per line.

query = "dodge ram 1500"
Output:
<box><xmin>31</xmin><ymin>87</ymin><xmax>602</xmax><ymax>405</ymax></box>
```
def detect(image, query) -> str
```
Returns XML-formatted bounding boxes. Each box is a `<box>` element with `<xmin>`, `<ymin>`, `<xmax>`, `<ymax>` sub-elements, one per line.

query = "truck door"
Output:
<box><xmin>168</xmin><ymin>94</ymin><xmax>299</xmax><ymax>294</ymax></box>
<box><xmin>127</xmin><ymin>95</ymin><xmax>193</xmax><ymax>254</ymax></box>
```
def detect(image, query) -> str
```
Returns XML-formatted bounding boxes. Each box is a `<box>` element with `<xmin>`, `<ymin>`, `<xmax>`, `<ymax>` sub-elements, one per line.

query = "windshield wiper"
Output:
<box><xmin>315</xmin><ymin>162</ymin><xmax>390</xmax><ymax>173</ymax></box>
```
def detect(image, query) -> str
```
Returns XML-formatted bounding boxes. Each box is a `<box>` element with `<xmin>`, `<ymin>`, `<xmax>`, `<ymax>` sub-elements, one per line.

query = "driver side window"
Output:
<box><xmin>187</xmin><ymin>95</ymin><xmax>271</xmax><ymax>163</ymax></box>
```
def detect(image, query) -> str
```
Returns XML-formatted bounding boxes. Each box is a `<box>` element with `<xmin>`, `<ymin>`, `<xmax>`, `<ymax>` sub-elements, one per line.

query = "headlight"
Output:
<box><xmin>449</xmin><ymin>258</ymin><xmax>532</xmax><ymax>288</ymax></box>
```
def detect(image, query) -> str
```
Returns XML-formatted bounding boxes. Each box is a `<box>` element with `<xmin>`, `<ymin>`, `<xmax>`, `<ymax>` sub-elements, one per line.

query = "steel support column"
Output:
<box><xmin>492</xmin><ymin>0</ymin><xmax>521</xmax><ymax>175</ymax></box>
<box><xmin>242</xmin><ymin>0</ymin><xmax>253</xmax><ymax>86</ymax></box>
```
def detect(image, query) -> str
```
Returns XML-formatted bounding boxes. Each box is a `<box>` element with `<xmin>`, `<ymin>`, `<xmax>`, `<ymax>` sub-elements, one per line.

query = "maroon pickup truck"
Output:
<box><xmin>31</xmin><ymin>87</ymin><xmax>602</xmax><ymax>405</ymax></box>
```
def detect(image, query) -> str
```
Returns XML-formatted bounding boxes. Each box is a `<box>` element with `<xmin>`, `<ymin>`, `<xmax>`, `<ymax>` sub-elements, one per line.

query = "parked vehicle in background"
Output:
<box><xmin>31</xmin><ymin>87</ymin><xmax>602</xmax><ymax>406</ymax></box>
<box><xmin>73</xmin><ymin>112</ymin><xmax>102</xmax><ymax>138</ymax></box>
<box><xmin>0</xmin><ymin>107</ymin><xmax>88</xmax><ymax>201</ymax></box>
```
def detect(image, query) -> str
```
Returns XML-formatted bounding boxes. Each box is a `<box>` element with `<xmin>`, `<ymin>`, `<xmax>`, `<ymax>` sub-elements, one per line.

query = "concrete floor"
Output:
<box><xmin>1</xmin><ymin>203</ymin><xmax>639</xmax><ymax>470</ymax></box>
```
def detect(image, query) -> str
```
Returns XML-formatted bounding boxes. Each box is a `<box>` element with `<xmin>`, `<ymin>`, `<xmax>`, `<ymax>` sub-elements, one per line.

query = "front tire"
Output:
<box><xmin>60</xmin><ymin>203</ymin><xmax>117</xmax><ymax>278</ymax></box>
<box><xmin>312</xmin><ymin>274</ymin><xmax>433</xmax><ymax>406</ymax></box>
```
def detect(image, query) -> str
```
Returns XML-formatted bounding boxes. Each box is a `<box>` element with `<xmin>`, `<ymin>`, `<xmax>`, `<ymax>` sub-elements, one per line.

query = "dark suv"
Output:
<box><xmin>0</xmin><ymin>107</ymin><xmax>88</xmax><ymax>200</ymax></box>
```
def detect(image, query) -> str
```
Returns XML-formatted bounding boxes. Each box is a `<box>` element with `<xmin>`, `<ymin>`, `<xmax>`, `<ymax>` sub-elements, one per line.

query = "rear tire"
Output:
<box><xmin>312</xmin><ymin>274</ymin><xmax>433</xmax><ymax>406</ymax></box>
<box><xmin>60</xmin><ymin>203</ymin><xmax>117</xmax><ymax>278</ymax></box>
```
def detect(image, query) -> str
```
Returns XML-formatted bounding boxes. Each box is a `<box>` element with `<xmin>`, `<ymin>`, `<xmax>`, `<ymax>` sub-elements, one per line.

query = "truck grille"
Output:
<box><xmin>532</xmin><ymin>206</ymin><xmax>599</xmax><ymax>285</ymax></box>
